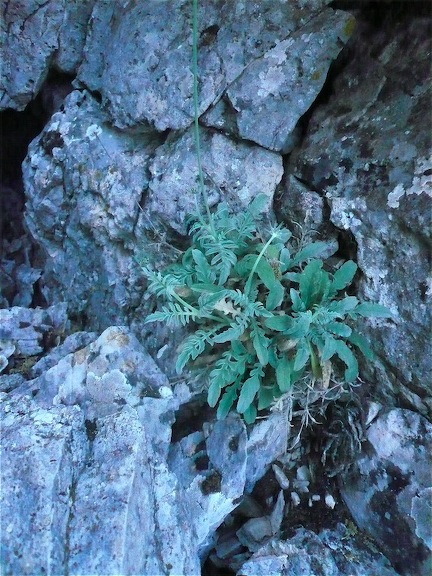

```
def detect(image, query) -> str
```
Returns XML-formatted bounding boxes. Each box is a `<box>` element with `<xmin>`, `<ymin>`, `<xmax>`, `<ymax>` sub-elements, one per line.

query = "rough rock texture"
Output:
<box><xmin>205</xmin><ymin>9</ymin><xmax>355</xmax><ymax>152</ymax></box>
<box><xmin>77</xmin><ymin>0</ymin><xmax>335</xmax><ymax>131</ymax></box>
<box><xmin>2</xmin><ymin>1</ymin><xmax>431</xmax><ymax>574</ymax></box>
<box><xmin>282</xmin><ymin>11</ymin><xmax>432</xmax><ymax>415</ymax></box>
<box><xmin>340</xmin><ymin>408</ymin><xmax>432</xmax><ymax>576</ymax></box>
<box><xmin>0</xmin><ymin>304</ymin><xmax>68</xmax><ymax>361</ymax></box>
<box><xmin>1</xmin><ymin>326</ymin><xmax>289</xmax><ymax>575</ymax></box>
<box><xmin>238</xmin><ymin>525</ymin><xmax>398</xmax><ymax>576</ymax></box>
<box><xmin>22</xmin><ymin>89</ymin><xmax>282</xmax><ymax>329</ymax></box>
<box><xmin>0</xmin><ymin>0</ymin><xmax>95</xmax><ymax>110</ymax></box>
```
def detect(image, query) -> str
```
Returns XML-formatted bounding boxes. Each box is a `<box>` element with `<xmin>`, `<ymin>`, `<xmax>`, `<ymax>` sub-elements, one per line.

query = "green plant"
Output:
<box><xmin>141</xmin><ymin>201</ymin><xmax>391</xmax><ymax>424</ymax></box>
<box><xmin>140</xmin><ymin>0</ymin><xmax>392</xmax><ymax>426</ymax></box>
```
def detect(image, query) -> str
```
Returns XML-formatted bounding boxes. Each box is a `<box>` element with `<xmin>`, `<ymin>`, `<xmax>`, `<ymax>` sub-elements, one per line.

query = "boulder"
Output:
<box><xmin>0</xmin><ymin>0</ymin><xmax>95</xmax><ymax>110</ymax></box>
<box><xmin>340</xmin><ymin>408</ymin><xmax>432</xmax><ymax>576</ymax></box>
<box><xmin>283</xmin><ymin>9</ymin><xmax>432</xmax><ymax>415</ymax></box>
<box><xmin>237</xmin><ymin>524</ymin><xmax>398</xmax><ymax>576</ymax></box>
<box><xmin>1</xmin><ymin>326</ymin><xmax>289</xmax><ymax>574</ymax></box>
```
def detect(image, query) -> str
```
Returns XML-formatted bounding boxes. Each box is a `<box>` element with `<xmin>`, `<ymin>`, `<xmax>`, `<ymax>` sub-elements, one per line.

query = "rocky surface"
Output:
<box><xmin>1</xmin><ymin>326</ymin><xmax>289</xmax><ymax>574</ymax></box>
<box><xmin>282</xmin><ymin>7</ymin><xmax>432</xmax><ymax>416</ymax></box>
<box><xmin>340</xmin><ymin>408</ymin><xmax>432</xmax><ymax>576</ymax></box>
<box><xmin>1</xmin><ymin>0</ymin><xmax>431</xmax><ymax>575</ymax></box>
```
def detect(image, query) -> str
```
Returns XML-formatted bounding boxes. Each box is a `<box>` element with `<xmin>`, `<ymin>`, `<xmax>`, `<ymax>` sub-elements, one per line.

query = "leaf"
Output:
<box><xmin>266</xmin><ymin>280</ymin><xmax>284</xmax><ymax>311</ymax></box>
<box><xmin>192</xmin><ymin>249</ymin><xmax>216</xmax><ymax>283</ymax></box>
<box><xmin>276</xmin><ymin>355</ymin><xmax>292</xmax><ymax>392</ymax></box>
<box><xmin>292</xmin><ymin>241</ymin><xmax>335</xmax><ymax>265</ymax></box>
<box><xmin>285</xmin><ymin>313</ymin><xmax>312</xmax><ymax>339</ymax></box>
<box><xmin>207</xmin><ymin>380</ymin><xmax>222</xmax><ymax>407</ymax></box>
<box><xmin>212</xmin><ymin>316</ymin><xmax>249</xmax><ymax>343</ymax></box>
<box><xmin>265</xmin><ymin>315</ymin><xmax>292</xmax><ymax>332</ymax></box>
<box><xmin>243</xmin><ymin>403</ymin><xmax>258</xmax><ymax>424</ymax></box>
<box><xmin>279</xmin><ymin>247</ymin><xmax>292</xmax><ymax>272</ymax></box>
<box><xmin>331</xmin><ymin>261</ymin><xmax>357</xmax><ymax>292</ymax></box>
<box><xmin>251</xmin><ymin>322</ymin><xmax>270</xmax><ymax>366</ymax></box>
<box><xmin>299</xmin><ymin>260</ymin><xmax>323</xmax><ymax>307</ymax></box>
<box><xmin>327</xmin><ymin>296</ymin><xmax>359</xmax><ymax>316</ymax></box>
<box><xmin>217</xmin><ymin>385</ymin><xmax>238</xmax><ymax>420</ymax></box>
<box><xmin>248</xmin><ymin>193</ymin><xmax>269</xmax><ymax>218</ymax></box>
<box><xmin>326</xmin><ymin>321</ymin><xmax>352</xmax><ymax>337</ymax></box>
<box><xmin>334</xmin><ymin>340</ymin><xmax>359</xmax><ymax>382</ymax></box>
<box><xmin>255</xmin><ymin>258</ymin><xmax>276</xmax><ymax>289</ymax></box>
<box><xmin>237</xmin><ymin>373</ymin><xmax>261</xmax><ymax>413</ymax></box>
<box><xmin>348</xmin><ymin>331</ymin><xmax>375</xmax><ymax>361</ymax></box>
<box><xmin>144</xmin><ymin>303</ymin><xmax>198</xmax><ymax>327</ymax></box>
<box><xmin>353</xmin><ymin>303</ymin><xmax>393</xmax><ymax>318</ymax></box>
<box><xmin>294</xmin><ymin>341</ymin><xmax>310</xmax><ymax>371</ymax></box>
<box><xmin>321</xmin><ymin>335</ymin><xmax>337</xmax><ymax>361</ymax></box>
<box><xmin>176</xmin><ymin>329</ymin><xmax>213</xmax><ymax>373</ymax></box>
<box><xmin>258</xmin><ymin>386</ymin><xmax>277</xmax><ymax>410</ymax></box>
<box><xmin>290</xmin><ymin>288</ymin><xmax>306</xmax><ymax>312</ymax></box>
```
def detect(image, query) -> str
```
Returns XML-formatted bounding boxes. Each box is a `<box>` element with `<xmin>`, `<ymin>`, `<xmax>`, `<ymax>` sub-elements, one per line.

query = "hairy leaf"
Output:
<box><xmin>334</xmin><ymin>340</ymin><xmax>359</xmax><ymax>381</ymax></box>
<box><xmin>353</xmin><ymin>303</ymin><xmax>393</xmax><ymax>318</ymax></box>
<box><xmin>331</xmin><ymin>261</ymin><xmax>357</xmax><ymax>292</ymax></box>
<box><xmin>237</xmin><ymin>373</ymin><xmax>261</xmax><ymax>413</ymax></box>
<box><xmin>326</xmin><ymin>321</ymin><xmax>352</xmax><ymax>337</ymax></box>
<box><xmin>265</xmin><ymin>315</ymin><xmax>292</xmax><ymax>331</ymax></box>
<box><xmin>348</xmin><ymin>331</ymin><xmax>375</xmax><ymax>361</ymax></box>
<box><xmin>251</xmin><ymin>322</ymin><xmax>270</xmax><ymax>366</ymax></box>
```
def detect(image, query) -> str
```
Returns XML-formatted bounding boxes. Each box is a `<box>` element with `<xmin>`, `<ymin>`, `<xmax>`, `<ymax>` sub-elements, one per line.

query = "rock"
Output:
<box><xmin>23</xmin><ymin>89</ymin><xmax>162</xmax><ymax>329</ymax></box>
<box><xmin>0</xmin><ymin>0</ymin><xmax>94</xmax><ymax>110</ymax></box>
<box><xmin>1</xmin><ymin>325</ymin><xmax>291</xmax><ymax>574</ymax></box>
<box><xmin>207</xmin><ymin>9</ymin><xmax>355</xmax><ymax>152</ymax></box>
<box><xmin>237</xmin><ymin>524</ymin><xmax>398</xmax><ymax>576</ymax></box>
<box><xmin>340</xmin><ymin>408</ymin><xmax>432</xmax><ymax>576</ymax></box>
<box><xmin>283</xmin><ymin>10</ymin><xmax>432</xmax><ymax>415</ymax></box>
<box><xmin>0</xmin><ymin>304</ymin><xmax>68</xmax><ymax>359</ymax></box>
<box><xmin>23</xmin><ymin>89</ymin><xmax>282</xmax><ymax>331</ymax></box>
<box><xmin>77</xmin><ymin>0</ymin><xmax>333</xmax><ymax>131</ymax></box>
<box><xmin>145</xmin><ymin>127</ymin><xmax>283</xmax><ymax>236</ymax></box>
<box><xmin>0</xmin><ymin>394</ymin><xmax>88</xmax><ymax>575</ymax></box>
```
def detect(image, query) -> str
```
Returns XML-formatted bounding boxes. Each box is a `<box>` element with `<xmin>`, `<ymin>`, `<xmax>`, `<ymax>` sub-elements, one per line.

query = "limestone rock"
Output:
<box><xmin>77</xmin><ymin>0</ymin><xmax>332</xmax><ymax>131</ymax></box>
<box><xmin>238</xmin><ymin>525</ymin><xmax>398</xmax><ymax>576</ymax></box>
<box><xmin>340</xmin><ymin>408</ymin><xmax>432</xmax><ymax>576</ymax></box>
<box><xmin>207</xmin><ymin>9</ymin><xmax>355</xmax><ymax>152</ymax></box>
<box><xmin>0</xmin><ymin>0</ymin><xmax>94</xmax><ymax>110</ymax></box>
<box><xmin>283</xmin><ymin>11</ymin><xmax>432</xmax><ymax>414</ymax></box>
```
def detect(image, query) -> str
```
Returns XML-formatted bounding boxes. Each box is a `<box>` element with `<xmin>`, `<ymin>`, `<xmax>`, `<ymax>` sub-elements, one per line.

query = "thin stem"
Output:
<box><xmin>245</xmin><ymin>225</ymin><xmax>282</xmax><ymax>296</ymax></box>
<box><xmin>192</xmin><ymin>0</ymin><xmax>214</xmax><ymax>229</ymax></box>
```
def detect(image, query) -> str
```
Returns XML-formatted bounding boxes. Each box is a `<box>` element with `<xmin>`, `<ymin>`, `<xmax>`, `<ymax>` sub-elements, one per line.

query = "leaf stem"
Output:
<box><xmin>192</xmin><ymin>0</ymin><xmax>214</xmax><ymax>231</ymax></box>
<box><xmin>245</xmin><ymin>226</ymin><xmax>281</xmax><ymax>296</ymax></box>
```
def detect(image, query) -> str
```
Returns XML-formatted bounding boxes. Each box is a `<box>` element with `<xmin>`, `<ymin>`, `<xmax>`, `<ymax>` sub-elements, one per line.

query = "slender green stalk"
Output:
<box><xmin>192</xmin><ymin>0</ymin><xmax>213</xmax><ymax>229</ymax></box>
<box><xmin>245</xmin><ymin>226</ymin><xmax>282</xmax><ymax>295</ymax></box>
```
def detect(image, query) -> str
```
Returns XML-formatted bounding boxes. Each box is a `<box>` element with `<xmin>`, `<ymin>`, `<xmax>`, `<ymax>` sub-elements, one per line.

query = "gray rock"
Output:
<box><xmin>237</xmin><ymin>525</ymin><xmax>398</xmax><ymax>576</ymax></box>
<box><xmin>145</xmin><ymin>127</ymin><xmax>283</xmax><ymax>236</ymax></box>
<box><xmin>340</xmin><ymin>408</ymin><xmax>432</xmax><ymax>576</ymax></box>
<box><xmin>23</xmin><ymin>89</ymin><xmax>162</xmax><ymax>329</ymax></box>
<box><xmin>0</xmin><ymin>304</ymin><xmax>68</xmax><ymax>359</ymax></box>
<box><xmin>1</xmin><ymin>325</ymin><xmax>291</xmax><ymax>574</ymax></box>
<box><xmin>23</xmin><ymin>89</ymin><xmax>282</xmax><ymax>331</ymax></box>
<box><xmin>77</xmin><ymin>0</ymin><xmax>332</xmax><ymax>131</ymax></box>
<box><xmin>215</xmin><ymin>10</ymin><xmax>355</xmax><ymax>152</ymax></box>
<box><xmin>283</xmin><ymin>12</ymin><xmax>431</xmax><ymax>415</ymax></box>
<box><xmin>0</xmin><ymin>0</ymin><xmax>94</xmax><ymax>110</ymax></box>
<box><xmin>0</xmin><ymin>394</ymin><xmax>88</xmax><ymax>575</ymax></box>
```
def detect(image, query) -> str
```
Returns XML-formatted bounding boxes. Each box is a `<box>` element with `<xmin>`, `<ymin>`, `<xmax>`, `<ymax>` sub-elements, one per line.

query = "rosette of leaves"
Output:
<box><xmin>141</xmin><ymin>195</ymin><xmax>392</xmax><ymax>424</ymax></box>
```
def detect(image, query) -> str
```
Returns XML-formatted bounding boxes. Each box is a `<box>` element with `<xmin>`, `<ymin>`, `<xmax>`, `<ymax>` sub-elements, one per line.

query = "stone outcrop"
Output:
<box><xmin>1</xmin><ymin>0</ymin><xmax>431</xmax><ymax>574</ymax></box>
<box><xmin>340</xmin><ymin>409</ymin><xmax>432</xmax><ymax>576</ymax></box>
